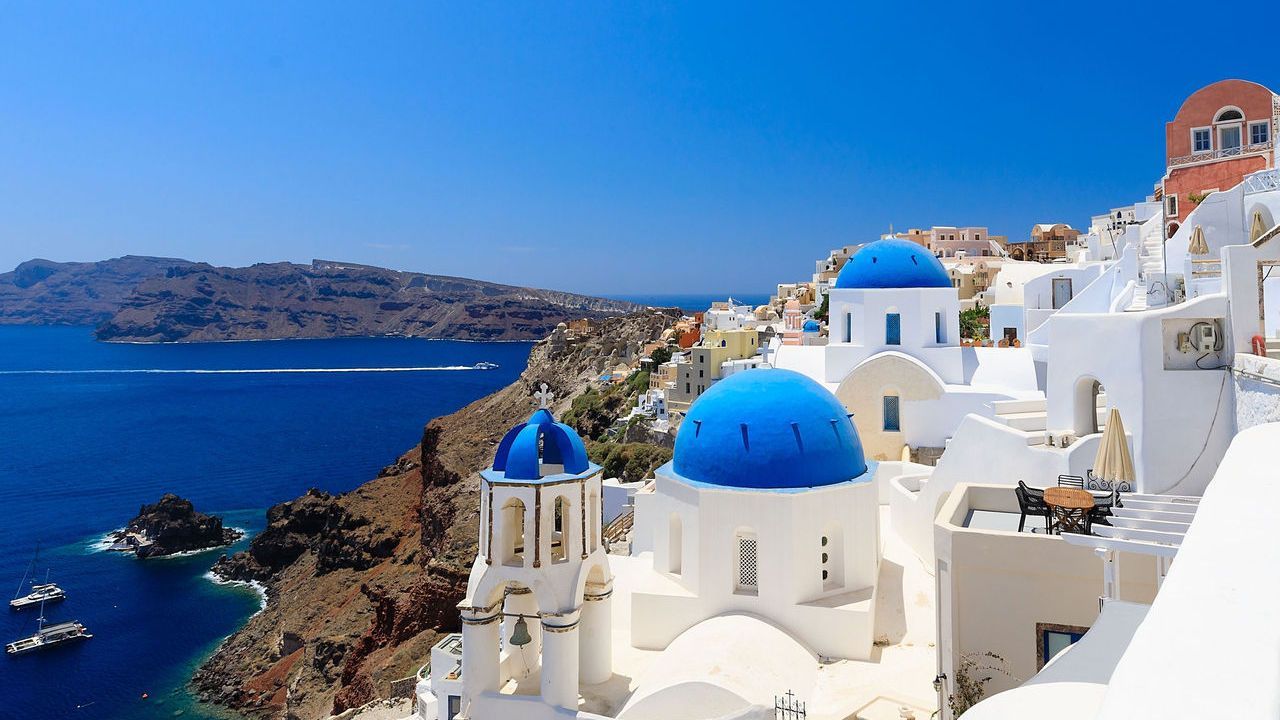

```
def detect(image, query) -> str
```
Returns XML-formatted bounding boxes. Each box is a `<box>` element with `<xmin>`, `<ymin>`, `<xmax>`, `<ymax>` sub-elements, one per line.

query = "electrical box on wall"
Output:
<box><xmin>1163</xmin><ymin>318</ymin><xmax>1225</xmax><ymax>370</ymax></box>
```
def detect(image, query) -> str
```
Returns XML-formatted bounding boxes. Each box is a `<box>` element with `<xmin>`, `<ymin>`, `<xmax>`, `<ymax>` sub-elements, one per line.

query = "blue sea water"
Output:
<box><xmin>0</xmin><ymin>326</ymin><xmax>531</xmax><ymax>720</ymax></box>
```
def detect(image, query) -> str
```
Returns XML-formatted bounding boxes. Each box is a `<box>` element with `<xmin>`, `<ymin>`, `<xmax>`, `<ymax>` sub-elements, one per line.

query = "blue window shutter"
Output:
<box><xmin>883</xmin><ymin>396</ymin><xmax>900</xmax><ymax>432</ymax></box>
<box><xmin>886</xmin><ymin>313</ymin><xmax>901</xmax><ymax>345</ymax></box>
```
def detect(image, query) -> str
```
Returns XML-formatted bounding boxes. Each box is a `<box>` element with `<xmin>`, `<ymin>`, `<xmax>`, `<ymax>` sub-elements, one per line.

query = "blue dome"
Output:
<box><xmin>671</xmin><ymin>369</ymin><xmax>867</xmax><ymax>489</ymax></box>
<box><xmin>835</xmin><ymin>239</ymin><xmax>951</xmax><ymax>289</ymax></box>
<box><xmin>802</xmin><ymin>319</ymin><xmax>821</xmax><ymax>333</ymax></box>
<box><xmin>491</xmin><ymin>408</ymin><xmax>591</xmax><ymax>481</ymax></box>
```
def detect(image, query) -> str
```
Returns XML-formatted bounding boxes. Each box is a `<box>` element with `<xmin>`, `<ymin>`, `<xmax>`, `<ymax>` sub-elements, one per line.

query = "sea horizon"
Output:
<box><xmin>0</xmin><ymin>326</ymin><xmax>532</xmax><ymax>720</ymax></box>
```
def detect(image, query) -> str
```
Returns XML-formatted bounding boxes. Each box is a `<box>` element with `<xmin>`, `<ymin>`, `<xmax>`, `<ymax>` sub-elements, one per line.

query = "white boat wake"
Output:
<box><xmin>0</xmin><ymin>364</ymin><xmax>498</xmax><ymax>375</ymax></box>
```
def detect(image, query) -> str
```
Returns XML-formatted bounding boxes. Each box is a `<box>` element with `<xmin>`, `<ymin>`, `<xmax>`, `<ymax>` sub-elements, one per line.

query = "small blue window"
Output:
<box><xmin>1042</xmin><ymin>628</ymin><xmax>1085</xmax><ymax>666</ymax></box>
<box><xmin>883</xmin><ymin>396</ymin><xmax>900</xmax><ymax>432</ymax></box>
<box><xmin>935</xmin><ymin>312</ymin><xmax>945</xmax><ymax>344</ymax></box>
<box><xmin>886</xmin><ymin>313</ymin><xmax>901</xmax><ymax>345</ymax></box>
<box><xmin>844</xmin><ymin>313</ymin><xmax>852</xmax><ymax>343</ymax></box>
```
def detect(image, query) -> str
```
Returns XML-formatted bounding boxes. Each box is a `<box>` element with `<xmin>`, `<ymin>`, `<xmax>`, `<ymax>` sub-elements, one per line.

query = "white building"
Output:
<box><xmin>630</xmin><ymin>369</ymin><xmax>880</xmax><ymax>661</ymax></box>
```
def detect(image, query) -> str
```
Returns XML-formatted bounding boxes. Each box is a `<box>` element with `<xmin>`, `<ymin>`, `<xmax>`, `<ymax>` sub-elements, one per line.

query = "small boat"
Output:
<box><xmin>6</xmin><ymin>619</ymin><xmax>93</xmax><ymax>656</ymax></box>
<box><xmin>11</xmin><ymin>544</ymin><xmax>66</xmax><ymax>611</ymax></box>
<box><xmin>10</xmin><ymin>582</ymin><xmax>66</xmax><ymax>610</ymax></box>
<box><xmin>473</xmin><ymin>361</ymin><xmax>499</xmax><ymax>370</ymax></box>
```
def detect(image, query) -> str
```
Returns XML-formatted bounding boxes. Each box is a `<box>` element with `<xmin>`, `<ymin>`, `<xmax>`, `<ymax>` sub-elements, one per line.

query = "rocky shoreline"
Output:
<box><xmin>109</xmin><ymin>494</ymin><xmax>243</xmax><ymax>559</ymax></box>
<box><xmin>190</xmin><ymin>309</ymin><xmax>679</xmax><ymax>719</ymax></box>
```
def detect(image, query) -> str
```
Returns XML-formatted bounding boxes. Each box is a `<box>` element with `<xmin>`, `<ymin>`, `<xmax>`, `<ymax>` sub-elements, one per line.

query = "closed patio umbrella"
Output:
<box><xmin>1093</xmin><ymin>408</ymin><xmax>1135</xmax><ymax>488</ymax></box>
<box><xmin>1251</xmin><ymin>210</ymin><xmax>1269</xmax><ymax>244</ymax></box>
<box><xmin>1187</xmin><ymin>225</ymin><xmax>1209</xmax><ymax>255</ymax></box>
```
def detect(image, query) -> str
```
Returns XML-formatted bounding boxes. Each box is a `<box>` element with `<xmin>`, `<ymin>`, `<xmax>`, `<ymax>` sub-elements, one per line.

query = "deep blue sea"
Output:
<box><xmin>0</xmin><ymin>326</ymin><xmax>531</xmax><ymax>720</ymax></box>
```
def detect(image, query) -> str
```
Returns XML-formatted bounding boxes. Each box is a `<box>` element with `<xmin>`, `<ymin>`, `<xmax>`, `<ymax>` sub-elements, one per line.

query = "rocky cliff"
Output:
<box><xmin>194</xmin><ymin>309</ymin><xmax>678</xmax><ymax>719</ymax></box>
<box><xmin>95</xmin><ymin>259</ymin><xmax>640</xmax><ymax>342</ymax></box>
<box><xmin>110</xmin><ymin>494</ymin><xmax>243</xmax><ymax>558</ymax></box>
<box><xmin>0</xmin><ymin>255</ymin><xmax>197</xmax><ymax>325</ymax></box>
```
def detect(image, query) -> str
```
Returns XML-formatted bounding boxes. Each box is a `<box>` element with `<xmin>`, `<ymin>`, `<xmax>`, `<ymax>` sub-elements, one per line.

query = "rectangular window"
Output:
<box><xmin>447</xmin><ymin>696</ymin><xmax>461</xmax><ymax>720</ymax></box>
<box><xmin>736</xmin><ymin>535</ymin><xmax>759</xmax><ymax>591</ymax></box>
<box><xmin>1192</xmin><ymin>127</ymin><xmax>1211</xmax><ymax>153</ymax></box>
<box><xmin>1219</xmin><ymin>124</ymin><xmax>1242</xmax><ymax>152</ymax></box>
<box><xmin>1165</xmin><ymin>194</ymin><xmax>1178</xmax><ymax>217</ymax></box>
<box><xmin>883</xmin><ymin>395</ymin><xmax>900</xmax><ymax>432</ymax></box>
<box><xmin>935</xmin><ymin>312</ymin><xmax>945</xmax><ymax>344</ymax></box>
<box><xmin>685</xmin><ymin>382</ymin><xmax>690</xmax><ymax>393</ymax></box>
<box><xmin>1040</xmin><ymin>627</ymin><xmax>1086</xmax><ymax>668</ymax></box>
<box><xmin>885</xmin><ymin>313</ymin><xmax>901</xmax><ymax>345</ymax></box>
<box><xmin>844</xmin><ymin>313</ymin><xmax>852</xmax><ymax>343</ymax></box>
<box><xmin>1251</xmin><ymin>121</ymin><xmax>1270</xmax><ymax>146</ymax></box>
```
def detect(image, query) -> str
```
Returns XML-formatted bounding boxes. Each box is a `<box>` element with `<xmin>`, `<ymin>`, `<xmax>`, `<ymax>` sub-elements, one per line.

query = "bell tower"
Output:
<box><xmin>455</xmin><ymin>384</ymin><xmax>613</xmax><ymax>716</ymax></box>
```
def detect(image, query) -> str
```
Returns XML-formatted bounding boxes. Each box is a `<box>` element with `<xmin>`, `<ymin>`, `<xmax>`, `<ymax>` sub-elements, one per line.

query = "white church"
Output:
<box><xmin>417</xmin><ymin>366</ymin><xmax>923</xmax><ymax>720</ymax></box>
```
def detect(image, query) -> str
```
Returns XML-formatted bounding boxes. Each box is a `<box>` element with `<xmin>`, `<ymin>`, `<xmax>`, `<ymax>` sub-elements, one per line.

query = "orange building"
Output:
<box><xmin>1161</xmin><ymin>79</ymin><xmax>1277</xmax><ymax>236</ymax></box>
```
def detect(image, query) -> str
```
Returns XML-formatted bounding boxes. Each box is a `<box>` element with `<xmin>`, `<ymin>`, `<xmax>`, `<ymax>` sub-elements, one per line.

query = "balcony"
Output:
<box><xmin>1168</xmin><ymin>140</ymin><xmax>1273</xmax><ymax>168</ymax></box>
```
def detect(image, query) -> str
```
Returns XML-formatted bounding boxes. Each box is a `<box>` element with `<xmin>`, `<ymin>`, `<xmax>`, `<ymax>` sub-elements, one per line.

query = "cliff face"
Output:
<box><xmin>0</xmin><ymin>255</ymin><xmax>197</xmax><ymax>325</ymax></box>
<box><xmin>95</xmin><ymin>260</ymin><xmax>641</xmax><ymax>342</ymax></box>
<box><xmin>194</xmin><ymin>310</ymin><xmax>677</xmax><ymax>719</ymax></box>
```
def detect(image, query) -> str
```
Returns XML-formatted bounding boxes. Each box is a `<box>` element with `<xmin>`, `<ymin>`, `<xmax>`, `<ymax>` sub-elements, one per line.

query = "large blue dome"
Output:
<box><xmin>671</xmin><ymin>369</ymin><xmax>867</xmax><ymax>489</ymax></box>
<box><xmin>835</xmin><ymin>238</ymin><xmax>952</xmax><ymax>289</ymax></box>
<box><xmin>490</xmin><ymin>408</ymin><xmax>591</xmax><ymax>481</ymax></box>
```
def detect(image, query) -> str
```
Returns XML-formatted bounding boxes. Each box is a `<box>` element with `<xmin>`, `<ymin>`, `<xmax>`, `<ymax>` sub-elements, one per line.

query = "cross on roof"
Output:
<box><xmin>534</xmin><ymin>383</ymin><xmax>554</xmax><ymax>409</ymax></box>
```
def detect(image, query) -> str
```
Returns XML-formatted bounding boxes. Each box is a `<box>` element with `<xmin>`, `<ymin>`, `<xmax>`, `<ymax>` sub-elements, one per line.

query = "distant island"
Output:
<box><xmin>109</xmin><ymin>494</ymin><xmax>243</xmax><ymax>559</ymax></box>
<box><xmin>0</xmin><ymin>256</ymin><xmax>640</xmax><ymax>342</ymax></box>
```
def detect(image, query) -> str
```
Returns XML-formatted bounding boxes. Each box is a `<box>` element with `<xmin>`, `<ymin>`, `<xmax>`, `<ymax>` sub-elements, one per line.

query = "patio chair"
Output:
<box><xmin>1057</xmin><ymin>474</ymin><xmax>1085</xmax><ymax>489</ymax></box>
<box><xmin>1015</xmin><ymin>481</ymin><xmax>1050</xmax><ymax>533</ymax></box>
<box><xmin>1088</xmin><ymin>489</ymin><xmax>1118</xmax><ymax>528</ymax></box>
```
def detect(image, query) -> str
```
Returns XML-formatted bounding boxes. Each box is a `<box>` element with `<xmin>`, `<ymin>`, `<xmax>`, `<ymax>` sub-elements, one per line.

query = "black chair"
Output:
<box><xmin>1057</xmin><ymin>474</ymin><xmax>1085</xmax><ymax>489</ymax></box>
<box><xmin>1015</xmin><ymin>481</ymin><xmax>1050</xmax><ymax>533</ymax></box>
<box><xmin>1088</xmin><ymin>489</ymin><xmax>1118</xmax><ymax>529</ymax></box>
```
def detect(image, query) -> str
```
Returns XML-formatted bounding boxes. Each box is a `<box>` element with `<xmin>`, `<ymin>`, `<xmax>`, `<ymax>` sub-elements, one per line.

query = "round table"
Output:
<box><xmin>1043</xmin><ymin>487</ymin><xmax>1095</xmax><ymax>534</ymax></box>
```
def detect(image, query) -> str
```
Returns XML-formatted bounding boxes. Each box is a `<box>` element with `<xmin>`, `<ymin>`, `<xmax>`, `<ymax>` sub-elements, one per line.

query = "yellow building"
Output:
<box><xmin>666</xmin><ymin>327</ymin><xmax>762</xmax><ymax>411</ymax></box>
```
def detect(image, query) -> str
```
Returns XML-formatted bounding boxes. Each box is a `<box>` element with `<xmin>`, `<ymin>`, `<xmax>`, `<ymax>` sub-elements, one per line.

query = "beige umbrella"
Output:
<box><xmin>1093</xmin><ymin>408</ymin><xmax>1135</xmax><ymax>487</ymax></box>
<box><xmin>1251</xmin><ymin>210</ymin><xmax>1269</xmax><ymax>244</ymax></box>
<box><xmin>1187</xmin><ymin>225</ymin><xmax>1209</xmax><ymax>255</ymax></box>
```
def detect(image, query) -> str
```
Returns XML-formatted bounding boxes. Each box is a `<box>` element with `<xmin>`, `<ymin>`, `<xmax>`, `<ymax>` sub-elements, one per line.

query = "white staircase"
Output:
<box><xmin>1267</xmin><ymin>338</ymin><xmax>1280</xmax><ymax>360</ymax></box>
<box><xmin>1128</xmin><ymin>221</ymin><xmax>1167</xmax><ymax>311</ymax></box>
<box><xmin>991</xmin><ymin>396</ymin><xmax>1108</xmax><ymax>446</ymax></box>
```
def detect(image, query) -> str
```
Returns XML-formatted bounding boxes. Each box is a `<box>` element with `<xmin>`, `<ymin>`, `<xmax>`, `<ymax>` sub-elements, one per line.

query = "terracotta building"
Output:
<box><xmin>1008</xmin><ymin>224</ymin><xmax>1080</xmax><ymax>262</ymax></box>
<box><xmin>1161</xmin><ymin>79</ymin><xmax>1278</xmax><ymax>237</ymax></box>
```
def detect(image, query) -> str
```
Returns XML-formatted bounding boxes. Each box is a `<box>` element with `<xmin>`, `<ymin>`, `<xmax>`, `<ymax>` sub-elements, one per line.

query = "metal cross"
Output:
<box><xmin>534</xmin><ymin>383</ymin><xmax>554</xmax><ymax>409</ymax></box>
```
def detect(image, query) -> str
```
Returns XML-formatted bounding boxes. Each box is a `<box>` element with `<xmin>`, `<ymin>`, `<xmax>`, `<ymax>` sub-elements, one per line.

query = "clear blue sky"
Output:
<box><xmin>0</xmin><ymin>2</ymin><xmax>1274</xmax><ymax>295</ymax></box>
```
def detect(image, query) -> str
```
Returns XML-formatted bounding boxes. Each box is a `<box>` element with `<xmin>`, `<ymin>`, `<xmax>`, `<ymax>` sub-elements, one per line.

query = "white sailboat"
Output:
<box><xmin>6</xmin><ymin>570</ymin><xmax>91</xmax><ymax>656</ymax></box>
<box><xmin>10</xmin><ymin>544</ymin><xmax>66</xmax><ymax>610</ymax></box>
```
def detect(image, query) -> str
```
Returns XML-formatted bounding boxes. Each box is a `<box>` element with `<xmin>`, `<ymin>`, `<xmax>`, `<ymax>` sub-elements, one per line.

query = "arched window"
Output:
<box><xmin>667</xmin><ymin>514</ymin><xmax>682</xmax><ymax>575</ymax></box>
<box><xmin>502</xmin><ymin>499</ymin><xmax>526</xmax><ymax>567</ymax></box>
<box><xmin>735</xmin><ymin>529</ymin><xmax>759</xmax><ymax>594</ymax></box>
<box><xmin>551</xmin><ymin>496</ymin><xmax>569</xmax><ymax>563</ymax></box>
<box><xmin>1214</xmin><ymin>107</ymin><xmax>1243</xmax><ymax>123</ymax></box>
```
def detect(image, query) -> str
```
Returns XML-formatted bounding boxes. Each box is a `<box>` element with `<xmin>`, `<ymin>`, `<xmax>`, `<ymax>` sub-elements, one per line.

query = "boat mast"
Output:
<box><xmin>13</xmin><ymin>542</ymin><xmax>38</xmax><ymax>600</ymax></box>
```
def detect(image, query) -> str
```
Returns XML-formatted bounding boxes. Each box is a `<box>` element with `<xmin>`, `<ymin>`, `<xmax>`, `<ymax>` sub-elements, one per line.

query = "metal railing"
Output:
<box><xmin>1168</xmin><ymin>140</ymin><xmax>1273</xmax><ymax>168</ymax></box>
<box><xmin>1244</xmin><ymin>168</ymin><xmax>1280</xmax><ymax>195</ymax></box>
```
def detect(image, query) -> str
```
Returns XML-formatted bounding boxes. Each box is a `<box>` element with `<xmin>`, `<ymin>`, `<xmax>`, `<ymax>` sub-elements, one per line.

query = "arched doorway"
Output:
<box><xmin>1073</xmin><ymin>377</ymin><xmax>1106</xmax><ymax>437</ymax></box>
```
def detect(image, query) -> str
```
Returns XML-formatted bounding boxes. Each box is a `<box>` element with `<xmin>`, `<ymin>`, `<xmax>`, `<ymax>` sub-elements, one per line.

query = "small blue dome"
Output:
<box><xmin>671</xmin><ymin>369</ymin><xmax>867</xmax><ymax>489</ymax></box>
<box><xmin>802</xmin><ymin>319</ymin><xmax>821</xmax><ymax>333</ymax></box>
<box><xmin>491</xmin><ymin>408</ymin><xmax>590</xmax><ymax>481</ymax></box>
<box><xmin>835</xmin><ymin>239</ymin><xmax>951</xmax><ymax>289</ymax></box>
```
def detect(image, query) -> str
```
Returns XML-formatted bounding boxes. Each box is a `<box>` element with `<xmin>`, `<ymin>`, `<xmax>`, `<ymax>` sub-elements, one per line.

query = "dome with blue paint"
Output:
<box><xmin>834</xmin><ymin>238</ymin><xmax>951</xmax><ymax>290</ymax></box>
<box><xmin>488</xmin><ymin>408</ymin><xmax>592</xmax><ymax>481</ymax></box>
<box><xmin>670</xmin><ymin>369</ymin><xmax>867</xmax><ymax>489</ymax></box>
<box><xmin>802</xmin><ymin>319</ymin><xmax>821</xmax><ymax>333</ymax></box>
